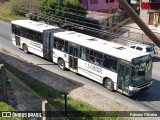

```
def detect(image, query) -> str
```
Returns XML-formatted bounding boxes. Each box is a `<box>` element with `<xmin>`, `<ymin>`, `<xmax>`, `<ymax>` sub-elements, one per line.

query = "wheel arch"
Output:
<box><xmin>57</xmin><ymin>57</ymin><xmax>66</xmax><ymax>70</ymax></box>
<box><xmin>57</xmin><ymin>57</ymin><xmax>64</xmax><ymax>63</ymax></box>
<box><xmin>103</xmin><ymin>77</ymin><xmax>112</xmax><ymax>85</ymax></box>
<box><xmin>22</xmin><ymin>43</ymin><xmax>26</xmax><ymax>49</ymax></box>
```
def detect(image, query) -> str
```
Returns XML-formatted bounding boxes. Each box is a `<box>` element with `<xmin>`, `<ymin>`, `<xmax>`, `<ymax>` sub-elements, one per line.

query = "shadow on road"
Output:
<box><xmin>130</xmin><ymin>79</ymin><xmax>160</xmax><ymax>102</ymax></box>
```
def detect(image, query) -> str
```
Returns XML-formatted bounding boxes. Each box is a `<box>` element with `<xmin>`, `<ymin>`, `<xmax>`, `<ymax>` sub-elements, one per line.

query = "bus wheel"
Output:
<box><xmin>58</xmin><ymin>59</ymin><xmax>66</xmax><ymax>70</ymax></box>
<box><xmin>104</xmin><ymin>79</ymin><xmax>114</xmax><ymax>92</ymax></box>
<box><xmin>23</xmin><ymin>44</ymin><xmax>28</xmax><ymax>54</ymax></box>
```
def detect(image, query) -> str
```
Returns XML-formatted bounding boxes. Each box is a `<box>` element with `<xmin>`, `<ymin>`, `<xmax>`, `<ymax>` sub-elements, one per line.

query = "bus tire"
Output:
<box><xmin>104</xmin><ymin>78</ymin><xmax>114</xmax><ymax>92</ymax></box>
<box><xmin>23</xmin><ymin>44</ymin><xmax>29</xmax><ymax>54</ymax></box>
<box><xmin>58</xmin><ymin>59</ymin><xmax>66</xmax><ymax>70</ymax></box>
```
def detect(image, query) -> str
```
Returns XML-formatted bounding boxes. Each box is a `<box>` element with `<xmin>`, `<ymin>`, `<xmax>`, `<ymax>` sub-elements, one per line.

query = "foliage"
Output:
<box><xmin>0</xmin><ymin>102</ymin><xmax>24</xmax><ymax>120</ymax></box>
<box><xmin>135</xmin><ymin>0</ymin><xmax>140</xmax><ymax>4</ymax></box>
<box><xmin>0</xmin><ymin>0</ymin><xmax>8</xmax><ymax>3</ymax></box>
<box><xmin>0</xmin><ymin>0</ymin><xmax>26</xmax><ymax>22</ymax></box>
<box><xmin>11</xmin><ymin>0</ymin><xmax>40</xmax><ymax>17</ymax></box>
<box><xmin>0</xmin><ymin>102</ymin><xmax>15</xmax><ymax>111</ymax></box>
<box><xmin>40</xmin><ymin>0</ymin><xmax>87</xmax><ymax>27</ymax></box>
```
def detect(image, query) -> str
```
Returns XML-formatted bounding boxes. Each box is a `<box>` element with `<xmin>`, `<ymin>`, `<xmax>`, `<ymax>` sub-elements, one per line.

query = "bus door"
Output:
<box><xmin>43</xmin><ymin>30</ymin><xmax>53</xmax><ymax>61</ymax></box>
<box><xmin>69</xmin><ymin>44</ymin><xmax>78</xmax><ymax>73</ymax></box>
<box><xmin>117</xmin><ymin>60</ymin><xmax>130</xmax><ymax>95</ymax></box>
<box><xmin>15</xmin><ymin>25</ymin><xmax>21</xmax><ymax>47</ymax></box>
<box><xmin>15</xmin><ymin>36</ymin><xmax>20</xmax><ymax>47</ymax></box>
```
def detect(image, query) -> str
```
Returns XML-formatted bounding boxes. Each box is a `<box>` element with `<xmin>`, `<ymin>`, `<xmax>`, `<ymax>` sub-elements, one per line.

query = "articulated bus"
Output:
<box><xmin>11</xmin><ymin>20</ymin><xmax>153</xmax><ymax>96</ymax></box>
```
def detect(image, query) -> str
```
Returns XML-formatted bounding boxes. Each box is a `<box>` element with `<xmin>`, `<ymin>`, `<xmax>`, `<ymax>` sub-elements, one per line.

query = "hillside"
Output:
<box><xmin>0</xmin><ymin>0</ymin><xmax>40</xmax><ymax>21</ymax></box>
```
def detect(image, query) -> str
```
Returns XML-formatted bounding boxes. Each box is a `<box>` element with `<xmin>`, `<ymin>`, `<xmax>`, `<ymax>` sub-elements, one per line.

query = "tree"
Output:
<box><xmin>40</xmin><ymin>0</ymin><xmax>87</xmax><ymax>27</ymax></box>
<box><xmin>135</xmin><ymin>0</ymin><xmax>140</xmax><ymax>4</ymax></box>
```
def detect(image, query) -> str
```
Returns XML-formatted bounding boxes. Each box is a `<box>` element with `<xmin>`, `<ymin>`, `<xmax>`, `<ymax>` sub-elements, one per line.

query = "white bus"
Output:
<box><xmin>11</xmin><ymin>20</ymin><xmax>153</xmax><ymax>96</ymax></box>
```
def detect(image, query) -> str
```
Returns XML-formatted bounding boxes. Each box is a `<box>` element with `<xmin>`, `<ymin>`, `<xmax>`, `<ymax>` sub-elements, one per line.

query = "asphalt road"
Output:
<box><xmin>0</xmin><ymin>21</ymin><xmax>160</xmax><ymax>111</ymax></box>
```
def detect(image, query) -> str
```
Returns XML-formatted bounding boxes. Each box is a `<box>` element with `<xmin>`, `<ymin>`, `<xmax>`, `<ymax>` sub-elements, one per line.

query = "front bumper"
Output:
<box><xmin>128</xmin><ymin>81</ymin><xmax>152</xmax><ymax>96</ymax></box>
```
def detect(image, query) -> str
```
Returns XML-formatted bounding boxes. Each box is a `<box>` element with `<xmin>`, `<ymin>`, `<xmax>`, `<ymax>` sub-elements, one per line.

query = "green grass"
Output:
<box><xmin>0</xmin><ymin>0</ymin><xmax>26</xmax><ymax>22</ymax></box>
<box><xmin>0</xmin><ymin>102</ymin><xmax>24</xmax><ymax>120</ymax></box>
<box><xmin>0</xmin><ymin>102</ymin><xmax>16</xmax><ymax>111</ymax></box>
<box><xmin>0</xmin><ymin>0</ymin><xmax>40</xmax><ymax>22</ymax></box>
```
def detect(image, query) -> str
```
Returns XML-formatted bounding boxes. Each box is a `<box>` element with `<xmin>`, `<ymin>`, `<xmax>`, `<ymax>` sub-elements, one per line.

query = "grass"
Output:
<box><xmin>0</xmin><ymin>58</ymin><xmax>125</xmax><ymax>120</ymax></box>
<box><xmin>0</xmin><ymin>102</ymin><xmax>24</xmax><ymax>120</ymax></box>
<box><xmin>0</xmin><ymin>0</ymin><xmax>25</xmax><ymax>22</ymax></box>
<box><xmin>0</xmin><ymin>0</ymin><xmax>40</xmax><ymax>22</ymax></box>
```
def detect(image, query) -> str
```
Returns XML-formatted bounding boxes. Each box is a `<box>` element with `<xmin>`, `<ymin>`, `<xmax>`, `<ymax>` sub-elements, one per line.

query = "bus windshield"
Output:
<box><xmin>131</xmin><ymin>56</ymin><xmax>152</xmax><ymax>87</ymax></box>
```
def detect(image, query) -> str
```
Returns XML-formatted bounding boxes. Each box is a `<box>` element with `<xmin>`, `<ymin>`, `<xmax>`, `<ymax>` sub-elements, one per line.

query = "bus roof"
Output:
<box><xmin>11</xmin><ymin>20</ymin><xmax>59</xmax><ymax>32</ymax></box>
<box><xmin>11</xmin><ymin>20</ymin><xmax>149</xmax><ymax>61</ymax></box>
<box><xmin>54</xmin><ymin>31</ymin><xmax>149</xmax><ymax>62</ymax></box>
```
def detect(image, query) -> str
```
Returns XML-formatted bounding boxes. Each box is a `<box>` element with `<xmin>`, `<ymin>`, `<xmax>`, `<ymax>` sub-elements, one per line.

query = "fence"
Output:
<box><xmin>0</xmin><ymin>64</ymin><xmax>65</xmax><ymax>120</ymax></box>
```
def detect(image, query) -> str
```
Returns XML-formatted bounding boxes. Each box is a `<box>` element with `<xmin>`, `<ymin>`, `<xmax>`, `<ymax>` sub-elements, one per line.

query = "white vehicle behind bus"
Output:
<box><xmin>11</xmin><ymin>20</ymin><xmax>153</xmax><ymax>96</ymax></box>
<box><xmin>130</xmin><ymin>44</ymin><xmax>155</xmax><ymax>57</ymax></box>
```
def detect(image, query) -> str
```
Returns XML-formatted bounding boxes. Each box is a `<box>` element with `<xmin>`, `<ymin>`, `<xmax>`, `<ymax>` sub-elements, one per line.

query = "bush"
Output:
<box><xmin>11</xmin><ymin>4</ymin><xmax>29</xmax><ymax>16</ymax></box>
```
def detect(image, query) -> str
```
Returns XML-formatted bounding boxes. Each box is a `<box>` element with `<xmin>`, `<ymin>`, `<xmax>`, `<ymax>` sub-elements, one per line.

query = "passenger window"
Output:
<box><xmin>80</xmin><ymin>47</ymin><xmax>103</xmax><ymax>66</ymax></box>
<box><xmin>37</xmin><ymin>32</ymin><xmax>42</xmax><ymax>43</ymax></box>
<box><xmin>15</xmin><ymin>25</ymin><xmax>21</xmax><ymax>36</ymax></box>
<box><xmin>53</xmin><ymin>38</ymin><xmax>58</xmax><ymax>48</ymax></box>
<box><xmin>53</xmin><ymin>38</ymin><xmax>65</xmax><ymax>51</ymax></box>
<box><xmin>103</xmin><ymin>55</ymin><xmax>117</xmax><ymax>72</ymax></box>
<box><xmin>23</xmin><ymin>28</ymin><xmax>27</xmax><ymax>38</ymax></box>
<box><xmin>12</xmin><ymin>24</ymin><xmax>15</xmax><ymax>34</ymax></box>
<box><xmin>29</xmin><ymin>30</ymin><xmax>33</xmax><ymax>39</ymax></box>
<box><xmin>64</xmin><ymin>41</ymin><xmax>68</xmax><ymax>52</ymax></box>
<box><xmin>57</xmin><ymin>39</ymin><xmax>64</xmax><ymax>51</ymax></box>
<box><xmin>80</xmin><ymin>47</ymin><xmax>86</xmax><ymax>60</ymax></box>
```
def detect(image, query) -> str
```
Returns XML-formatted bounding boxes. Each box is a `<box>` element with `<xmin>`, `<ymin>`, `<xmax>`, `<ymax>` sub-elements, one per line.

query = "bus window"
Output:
<box><xmin>103</xmin><ymin>55</ymin><xmax>117</xmax><ymax>72</ymax></box>
<box><xmin>93</xmin><ymin>51</ymin><xmax>103</xmax><ymax>66</ymax></box>
<box><xmin>37</xmin><ymin>32</ymin><xmax>42</xmax><ymax>43</ymax></box>
<box><xmin>80</xmin><ymin>47</ymin><xmax>86</xmax><ymax>60</ymax></box>
<box><xmin>53</xmin><ymin>38</ymin><xmax>58</xmax><ymax>48</ymax></box>
<box><xmin>29</xmin><ymin>30</ymin><xmax>33</xmax><ymax>40</ymax></box>
<box><xmin>89</xmin><ymin>50</ymin><xmax>94</xmax><ymax>63</ymax></box>
<box><xmin>23</xmin><ymin>28</ymin><xmax>27</xmax><ymax>38</ymax></box>
<box><xmin>15</xmin><ymin>25</ymin><xmax>21</xmax><ymax>36</ymax></box>
<box><xmin>21</xmin><ymin>27</ymin><xmax>24</xmax><ymax>37</ymax></box>
<box><xmin>80</xmin><ymin>47</ymin><xmax>90</xmax><ymax>61</ymax></box>
<box><xmin>53</xmin><ymin>38</ymin><xmax>65</xmax><ymax>51</ymax></box>
<box><xmin>12</xmin><ymin>24</ymin><xmax>15</xmax><ymax>34</ymax></box>
<box><xmin>85</xmin><ymin>48</ymin><xmax>90</xmax><ymax>61</ymax></box>
<box><xmin>64</xmin><ymin>41</ymin><xmax>68</xmax><ymax>52</ymax></box>
<box><xmin>57</xmin><ymin>39</ymin><xmax>64</xmax><ymax>51</ymax></box>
